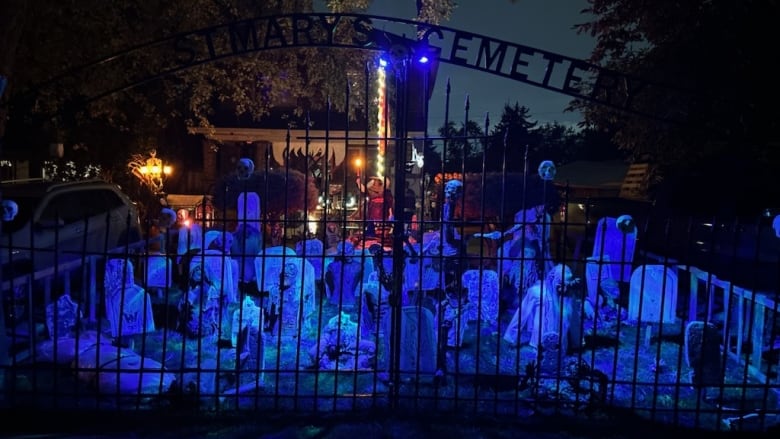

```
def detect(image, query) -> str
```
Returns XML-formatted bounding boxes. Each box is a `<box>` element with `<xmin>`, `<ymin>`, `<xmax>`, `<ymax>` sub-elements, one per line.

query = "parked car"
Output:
<box><xmin>1</xmin><ymin>179</ymin><xmax>143</xmax><ymax>276</ymax></box>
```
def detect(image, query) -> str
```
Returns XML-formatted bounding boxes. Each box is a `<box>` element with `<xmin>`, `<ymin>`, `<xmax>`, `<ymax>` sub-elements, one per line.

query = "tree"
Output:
<box><xmin>572</xmin><ymin>0</ymin><xmax>780</xmax><ymax>215</ymax></box>
<box><xmin>211</xmin><ymin>168</ymin><xmax>319</xmax><ymax>220</ymax></box>
<box><xmin>0</xmin><ymin>1</ymin><xmax>456</xmax><ymax>175</ymax></box>
<box><xmin>485</xmin><ymin>103</ymin><xmax>538</xmax><ymax>173</ymax></box>
<box><xmin>437</xmin><ymin>120</ymin><xmax>485</xmax><ymax>173</ymax></box>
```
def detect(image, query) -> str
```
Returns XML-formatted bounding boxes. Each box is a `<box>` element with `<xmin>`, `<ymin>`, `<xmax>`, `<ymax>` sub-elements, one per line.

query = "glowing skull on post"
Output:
<box><xmin>616</xmin><ymin>214</ymin><xmax>636</xmax><ymax>234</ymax></box>
<box><xmin>236</xmin><ymin>158</ymin><xmax>255</xmax><ymax>180</ymax></box>
<box><xmin>538</xmin><ymin>160</ymin><xmax>557</xmax><ymax>181</ymax></box>
<box><xmin>2</xmin><ymin>200</ymin><xmax>18</xmax><ymax>222</ymax></box>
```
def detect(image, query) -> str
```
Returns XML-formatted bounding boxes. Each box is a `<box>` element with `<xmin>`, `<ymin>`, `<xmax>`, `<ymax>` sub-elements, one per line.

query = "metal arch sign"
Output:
<box><xmin>46</xmin><ymin>13</ymin><xmax>680</xmax><ymax>123</ymax></box>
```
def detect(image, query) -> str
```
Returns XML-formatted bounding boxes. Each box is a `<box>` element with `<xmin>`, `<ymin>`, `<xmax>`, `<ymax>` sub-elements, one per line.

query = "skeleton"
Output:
<box><xmin>441</xmin><ymin>179</ymin><xmax>464</xmax><ymax>285</ymax></box>
<box><xmin>2</xmin><ymin>199</ymin><xmax>18</xmax><ymax>221</ymax></box>
<box><xmin>158</xmin><ymin>208</ymin><xmax>177</xmax><ymax>228</ymax></box>
<box><xmin>236</xmin><ymin>158</ymin><xmax>255</xmax><ymax>180</ymax></box>
<box><xmin>537</xmin><ymin>160</ymin><xmax>557</xmax><ymax>181</ymax></box>
<box><xmin>474</xmin><ymin>203</ymin><xmax>554</xmax><ymax>276</ymax></box>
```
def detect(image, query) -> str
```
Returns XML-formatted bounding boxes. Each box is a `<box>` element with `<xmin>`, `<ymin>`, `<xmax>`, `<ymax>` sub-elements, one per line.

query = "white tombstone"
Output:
<box><xmin>592</xmin><ymin>216</ymin><xmax>637</xmax><ymax>283</ymax></box>
<box><xmin>399</xmin><ymin>306</ymin><xmax>437</xmax><ymax>374</ymax></box>
<box><xmin>45</xmin><ymin>294</ymin><xmax>82</xmax><ymax>339</ymax></box>
<box><xmin>295</xmin><ymin>238</ymin><xmax>325</xmax><ymax>281</ymax></box>
<box><xmin>104</xmin><ymin>259</ymin><xmax>155</xmax><ymax>338</ymax></box>
<box><xmin>402</xmin><ymin>243</ymin><xmax>444</xmax><ymax>298</ymax></box>
<box><xmin>462</xmin><ymin>269</ymin><xmax>500</xmax><ymax>331</ymax></box>
<box><xmin>231</xmin><ymin>222</ymin><xmax>263</xmax><ymax>284</ymax></box>
<box><xmin>628</xmin><ymin>265</ymin><xmax>678</xmax><ymax>325</ymax></box>
<box><xmin>143</xmin><ymin>252</ymin><xmax>173</xmax><ymax>297</ymax></box>
<box><xmin>255</xmin><ymin>246</ymin><xmax>317</xmax><ymax>336</ymax></box>
<box><xmin>202</xmin><ymin>231</ymin><xmax>239</xmax><ymax>305</ymax></box>
<box><xmin>177</xmin><ymin>254</ymin><xmax>225</xmax><ymax>339</ymax></box>
<box><xmin>255</xmin><ymin>246</ymin><xmax>297</xmax><ymax>293</ymax></box>
<box><xmin>203</xmin><ymin>230</ymin><xmax>222</xmax><ymax>250</ymax></box>
<box><xmin>324</xmin><ymin>241</ymin><xmax>363</xmax><ymax>309</ymax></box>
<box><xmin>202</xmin><ymin>248</ymin><xmax>238</xmax><ymax>305</ymax></box>
<box><xmin>177</xmin><ymin>223</ymin><xmax>203</xmax><ymax>264</ymax></box>
<box><xmin>237</xmin><ymin>192</ymin><xmax>261</xmax><ymax>230</ymax></box>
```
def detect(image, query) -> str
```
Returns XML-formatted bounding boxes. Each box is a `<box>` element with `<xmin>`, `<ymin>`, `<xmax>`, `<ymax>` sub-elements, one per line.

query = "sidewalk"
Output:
<box><xmin>1</xmin><ymin>408</ymin><xmax>769</xmax><ymax>438</ymax></box>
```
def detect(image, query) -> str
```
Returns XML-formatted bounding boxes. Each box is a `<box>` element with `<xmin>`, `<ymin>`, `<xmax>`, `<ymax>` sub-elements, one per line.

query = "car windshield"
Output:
<box><xmin>1</xmin><ymin>195</ymin><xmax>40</xmax><ymax>233</ymax></box>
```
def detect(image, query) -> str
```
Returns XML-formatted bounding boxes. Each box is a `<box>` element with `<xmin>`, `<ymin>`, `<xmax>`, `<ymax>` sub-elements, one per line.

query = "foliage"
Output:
<box><xmin>41</xmin><ymin>144</ymin><xmax>104</xmax><ymax>182</ymax></box>
<box><xmin>0</xmin><ymin>1</ymin><xmax>455</xmax><ymax>169</ymax></box>
<box><xmin>484</xmin><ymin>103</ymin><xmax>538</xmax><ymax>173</ymax></box>
<box><xmin>428</xmin><ymin>172</ymin><xmax>559</xmax><ymax>221</ymax></box>
<box><xmin>572</xmin><ymin>0</ymin><xmax>780</xmax><ymax>214</ymax></box>
<box><xmin>211</xmin><ymin>168</ymin><xmax>319</xmax><ymax>219</ymax></box>
<box><xmin>436</xmin><ymin>120</ymin><xmax>485</xmax><ymax>173</ymax></box>
<box><xmin>427</xmin><ymin>103</ymin><xmax>623</xmax><ymax>181</ymax></box>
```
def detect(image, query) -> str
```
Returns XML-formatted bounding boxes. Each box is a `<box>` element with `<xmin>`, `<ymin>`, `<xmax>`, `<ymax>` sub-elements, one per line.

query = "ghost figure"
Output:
<box><xmin>2</xmin><ymin>199</ymin><xmax>18</xmax><ymax>221</ymax></box>
<box><xmin>538</xmin><ymin>160</ymin><xmax>556</xmax><ymax>181</ymax></box>
<box><xmin>236</xmin><ymin>157</ymin><xmax>255</xmax><ymax>180</ymax></box>
<box><xmin>504</xmin><ymin>263</ymin><xmax>580</xmax><ymax>354</ymax></box>
<box><xmin>325</xmin><ymin>241</ymin><xmax>362</xmax><ymax>308</ymax></box>
<box><xmin>158</xmin><ymin>208</ymin><xmax>177</xmax><ymax>228</ymax></box>
<box><xmin>616</xmin><ymin>214</ymin><xmax>636</xmax><ymax>234</ymax></box>
<box><xmin>774</xmin><ymin>215</ymin><xmax>780</xmax><ymax>239</ymax></box>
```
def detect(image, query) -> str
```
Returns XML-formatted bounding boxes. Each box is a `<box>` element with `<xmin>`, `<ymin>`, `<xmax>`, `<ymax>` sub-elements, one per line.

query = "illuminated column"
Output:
<box><xmin>376</xmin><ymin>61</ymin><xmax>388</xmax><ymax>179</ymax></box>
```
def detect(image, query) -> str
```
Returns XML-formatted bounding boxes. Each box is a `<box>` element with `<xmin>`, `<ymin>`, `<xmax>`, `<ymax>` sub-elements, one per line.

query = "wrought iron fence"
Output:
<box><xmin>2</xmin><ymin>95</ymin><xmax>780</xmax><ymax>434</ymax></box>
<box><xmin>2</xmin><ymin>155</ymin><xmax>779</xmax><ymax>434</ymax></box>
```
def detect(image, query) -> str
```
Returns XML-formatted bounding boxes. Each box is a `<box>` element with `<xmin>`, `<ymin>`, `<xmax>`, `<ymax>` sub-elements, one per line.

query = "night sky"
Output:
<box><xmin>366</xmin><ymin>0</ymin><xmax>595</xmax><ymax>131</ymax></box>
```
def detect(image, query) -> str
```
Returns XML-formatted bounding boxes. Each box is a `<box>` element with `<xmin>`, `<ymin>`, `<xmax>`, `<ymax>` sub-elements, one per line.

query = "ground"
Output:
<box><xmin>3</xmin><ymin>279</ymin><xmax>778</xmax><ymax>434</ymax></box>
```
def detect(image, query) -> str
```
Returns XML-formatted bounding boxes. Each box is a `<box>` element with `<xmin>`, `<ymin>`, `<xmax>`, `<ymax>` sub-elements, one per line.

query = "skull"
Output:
<box><xmin>548</xmin><ymin>264</ymin><xmax>579</xmax><ymax>295</ymax></box>
<box><xmin>2</xmin><ymin>200</ymin><xmax>18</xmax><ymax>221</ymax></box>
<box><xmin>444</xmin><ymin>179</ymin><xmax>463</xmax><ymax>201</ymax></box>
<box><xmin>236</xmin><ymin>158</ymin><xmax>255</xmax><ymax>180</ymax></box>
<box><xmin>538</xmin><ymin>160</ymin><xmax>556</xmax><ymax>181</ymax></box>
<box><xmin>616</xmin><ymin>214</ymin><xmax>636</xmax><ymax>234</ymax></box>
<box><xmin>281</xmin><ymin>261</ymin><xmax>299</xmax><ymax>285</ymax></box>
<box><xmin>213</xmin><ymin>231</ymin><xmax>234</xmax><ymax>253</ymax></box>
<box><xmin>774</xmin><ymin>215</ymin><xmax>780</xmax><ymax>238</ymax></box>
